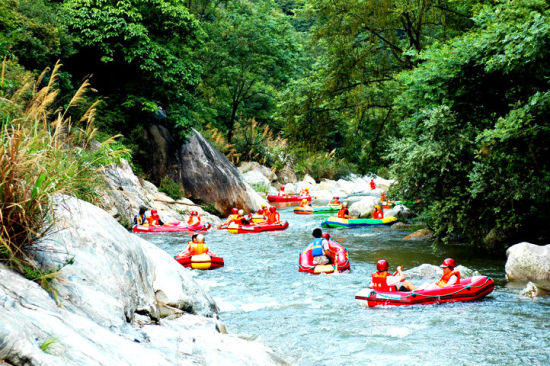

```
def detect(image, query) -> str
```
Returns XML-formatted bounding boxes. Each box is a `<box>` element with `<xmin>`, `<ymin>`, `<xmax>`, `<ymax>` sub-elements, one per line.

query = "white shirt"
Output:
<box><xmin>386</xmin><ymin>274</ymin><xmax>403</xmax><ymax>287</ymax></box>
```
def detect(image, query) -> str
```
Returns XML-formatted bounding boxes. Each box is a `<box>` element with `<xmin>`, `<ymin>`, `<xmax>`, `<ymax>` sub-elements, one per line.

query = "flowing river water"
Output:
<box><xmin>145</xmin><ymin>205</ymin><xmax>550</xmax><ymax>366</ymax></box>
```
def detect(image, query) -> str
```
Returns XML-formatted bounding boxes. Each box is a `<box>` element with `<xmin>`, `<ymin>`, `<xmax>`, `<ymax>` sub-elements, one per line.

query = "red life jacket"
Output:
<box><xmin>188</xmin><ymin>241</ymin><xmax>208</xmax><ymax>255</ymax></box>
<box><xmin>337</xmin><ymin>208</ymin><xmax>349</xmax><ymax>219</ymax></box>
<box><xmin>436</xmin><ymin>270</ymin><xmax>461</xmax><ymax>287</ymax></box>
<box><xmin>373</xmin><ymin>210</ymin><xmax>383</xmax><ymax>219</ymax></box>
<box><xmin>257</xmin><ymin>208</ymin><xmax>268</xmax><ymax>215</ymax></box>
<box><xmin>188</xmin><ymin>215</ymin><xmax>201</xmax><ymax>226</ymax></box>
<box><xmin>371</xmin><ymin>271</ymin><xmax>397</xmax><ymax>292</ymax></box>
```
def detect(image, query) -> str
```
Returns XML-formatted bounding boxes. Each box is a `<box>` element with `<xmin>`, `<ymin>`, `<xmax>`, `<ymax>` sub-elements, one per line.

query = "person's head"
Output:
<box><xmin>301</xmin><ymin>198</ymin><xmax>308</xmax><ymax>204</ymax></box>
<box><xmin>151</xmin><ymin>208</ymin><xmax>158</xmax><ymax>217</ymax></box>
<box><xmin>191</xmin><ymin>210</ymin><xmax>198</xmax><ymax>216</ymax></box>
<box><xmin>321</xmin><ymin>232</ymin><xmax>331</xmax><ymax>239</ymax></box>
<box><xmin>231</xmin><ymin>208</ymin><xmax>238</xmax><ymax>214</ymax></box>
<box><xmin>342</xmin><ymin>202</ymin><xmax>348</xmax><ymax>208</ymax></box>
<box><xmin>261</xmin><ymin>204</ymin><xmax>266</xmax><ymax>209</ymax></box>
<box><xmin>280</xmin><ymin>186</ymin><xmax>285</xmax><ymax>191</ymax></box>
<box><xmin>238</xmin><ymin>209</ymin><xmax>244</xmax><ymax>216</ymax></box>
<box><xmin>269</xmin><ymin>206</ymin><xmax>276</xmax><ymax>212</ymax></box>
<box><xmin>191</xmin><ymin>234</ymin><xmax>198</xmax><ymax>242</ymax></box>
<box><xmin>312</xmin><ymin>228</ymin><xmax>323</xmax><ymax>238</ymax></box>
<box><xmin>440</xmin><ymin>258</ymin><xmax>456</xmax><ymax>271</ymax></box>
<box><xmin>139</xmin><ymin>206</ymin><xmax>147</xmax><ymax>215</ymax></box>
<box><xmin>376</xmin><ymin>259</ymin><xmax>389</xmax><ymax>272</ymax></box>
<box><xmin>333</xmin><ymin>196</ymin><xmax>339</xmax><ymax>200</ymax></box>
<box><xmin>375</xmin><ymin>205</ymin><xmax>381</xmax><ymax>211</ymax></box>
<box><xmin>196</xmin><ymin>234</ymin><xmax>205</xmax><ymax>243</ymax></box>
<box><xmin>305</xmin><ymin>187</ymin><xmax>309</xmax><ymax>191</ymax></box>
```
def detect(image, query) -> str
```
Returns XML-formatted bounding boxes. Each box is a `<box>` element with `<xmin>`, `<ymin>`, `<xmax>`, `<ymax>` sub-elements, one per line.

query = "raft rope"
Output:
<box><xmin>371</xmin><ymin>277</ymin><xmax>493</xmax><ymax>300</ymax></box>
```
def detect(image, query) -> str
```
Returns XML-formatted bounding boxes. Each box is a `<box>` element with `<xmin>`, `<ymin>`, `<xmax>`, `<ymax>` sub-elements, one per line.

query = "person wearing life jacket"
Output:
<box><xmin>310</xmin><ymin>228</ymin><xmax>332</xmax><ymax>265</ymax></box>
<box><xmin>370</xmin><ymin>179</ymin><xmax>376</xmax><ymax>190</ymax></box>
<box><xmin>278</xmin><ymin>186</ymin><xmax>286</xmax><ymax>196</ymax></box>
<box><xmin>188</xmin><ymin>234</ymin><xmax>209</xmax><ymax>256</ymax></box>
<box><xmin>257</xmin><ymin>204</ymin><xmax>269</xmax><ymax>216</ymax></box>
<box><xmin>146</xmin><ymin>209</ymin><xmax>164</xmax><ymax>226</ymax></box>
<box><xmin>187</xmin><ymin>210</ymin><xmax>201</xmax><ymax>227</ymax></box>
<box><xmin>221</xmin><ymin>208</ymin><xmax>239</xmax><ymax>227</ymax></box>
<box><xmin>234</xmin><ymin>209</ymin><xmax>251</xmax><ymax>225</ymax></box>
<box><xmin>370</xmin><ymin>260</ymin><xmax>415</xmax><ymax>292</ymax></box>
<box><xmin>134</xmin><ymin>206</ymin><xmax>147</xmax><ymax>225</ymax></box>
<box><xmin>267</xmin><ymin>206</ymin><xmax>280</xmax><ymax>224</ymax></box>
<box><xmin>299</xmin><ymin>198</ymin><xmax>310</xmax><ymax>208</ymax></box>
<box><xmin>337</xmin><ymin>202</ymin><xmax>352</xmax><ymax>219</ymax></box>
<box><xmin>372</xmin><ymin>205</ymin><xmax>384</xmax><ymax>219</ymax></box>
<box><xmin>329</xmin><ymin>196</ymin><xmax>341</xmax><ymax>207</ymax></box>
<box><xmin>436</xmin><ymin>258</ymin><xmax>461</xmax><ymax>287</ymax></box>
<box><xmin>299</xmin><ymin>187</ymin><xmax>310</xmax><ymax>196</ymax></box>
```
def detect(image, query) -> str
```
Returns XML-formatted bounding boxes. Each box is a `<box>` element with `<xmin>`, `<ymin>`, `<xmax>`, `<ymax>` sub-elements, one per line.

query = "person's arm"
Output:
<box><xmin>446</xmin><ymin>275</ymin><xmax>458</xmax><ymax>286</ymax></box>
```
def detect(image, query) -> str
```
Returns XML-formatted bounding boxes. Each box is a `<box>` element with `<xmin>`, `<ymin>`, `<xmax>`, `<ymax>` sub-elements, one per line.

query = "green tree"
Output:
<box><xmin>390</xmin><ymin>0</ymin><xmax>550</xmax><ymax>249</ymax></box>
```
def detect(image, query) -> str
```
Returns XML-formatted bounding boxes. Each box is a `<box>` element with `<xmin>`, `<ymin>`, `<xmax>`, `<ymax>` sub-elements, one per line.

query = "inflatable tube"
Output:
<box><xmin>355</xmin><ymin>276</ymin><xmax>494</xmax><ymax>307</ymax></box>
<box><xmin>321</xmin><ymin>217</ymin><xmax>397</xmax><ymax>228</ymax></box>
<box><xmin>298</xmin><ymin>240</ymin><xmax>350</xmax><ymax>274</ymax></box>
<box><xmin>294</xmin><ymin>205</ymin><xmax>341</xmax><ymax>215</ymax></box>
<box><xmin>250</xmin><ymin>214</ymin><xmax>267</xmax><ymax>223</ymax></box>
<box><xmin>227</xmin><ymin>221</ymin><xmax>289</xmax><ymax>234</ymax></box>
<box><xmin>174</xmin><ymin>250</ymin><xmax>224</xmax><ymax>270</ymax></box>
<box><xmin>133</xmin><ymin>222</ymin><xmax>212</xmax><ymax>233</ymax></box>
<box><xmin>267</xmin><ymin>194</ymin><xmax>312</xmax><ymax>203</ymax></box>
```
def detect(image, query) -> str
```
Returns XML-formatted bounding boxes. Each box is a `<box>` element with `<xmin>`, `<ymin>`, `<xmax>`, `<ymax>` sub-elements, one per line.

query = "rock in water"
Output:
<box><xmin>0</xmin><ymin>195</ymin><xmax>286</xmax><ymax>366</ymax></box>
<box><xmin>176</xmin><ymin>129</ymin><xmax>266</xmax><ymax>215</ymax></box>
<box><xmin>505</xmin><ymin>242</ymin><xmax>550</xmax><ymax>282</ymax></box>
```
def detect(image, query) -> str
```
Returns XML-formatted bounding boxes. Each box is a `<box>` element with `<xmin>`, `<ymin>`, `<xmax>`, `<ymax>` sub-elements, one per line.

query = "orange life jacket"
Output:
<box><xmin>373</xmin><ymin>210</ymin><xmax>384</xmax><ymax>219</ymax></box>
<box><xmin>300</xmin><ymin>201</ymin><xmax>308</xmax><ymax>207</ymax></box>
<box><xmin>187</xmin><ymin>215</ymin><xmax>201</xmax><ymax>226</ymax></box>
<box><xmin>436</xmin><ymin>270</ymin><xmax>461</xmax><ymax>287</ymax></box>
<box><xmin>337</xmin><ymin>208</ymin><xmax>349</xmax><ymax>219</ymax></box>
<box><xmin>224</xmin><ymin>214</ymin><xmax>238</xmax><ymax>225</ymax></box>
<box><xmin>188</xmin><ymin>241</ymin><xmax>208</xmax><ymax>255</ymax></box>
<box><xmin>267</xmin><ymin>211</ymin><xmax>280</xmax><ymax>224</ymax></box>
<box><xmin>371</xmin><ymin>271</ymin><xmax>397</xmax><ymax>292</ymax></box>
<box><xmin>147</xmin><ymin>216</ymin><xmax>159</xmax><ymax>226</ymax></box>
<box><xmin>329</xmin><ymin>200</ymin><xmax>341</xmax><ymax>207</ymax></box>
<box><xmin>257</xmin><ymin>208</ymin><xmax>268</xmax><ymax>215</ymax></box>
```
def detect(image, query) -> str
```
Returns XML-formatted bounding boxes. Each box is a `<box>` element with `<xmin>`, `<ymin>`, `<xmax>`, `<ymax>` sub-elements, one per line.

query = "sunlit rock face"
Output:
<box><xmin>506</xmin><ymin>242</ymin><xmax>550</xmax><ymax>282</ymax></box>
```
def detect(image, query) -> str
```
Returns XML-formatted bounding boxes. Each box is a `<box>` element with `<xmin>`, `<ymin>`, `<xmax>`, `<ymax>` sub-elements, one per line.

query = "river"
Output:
<box><xmin>147</xmin><ymin>205</ymin><xmax>550</xmax><ymax>366</ymax></box>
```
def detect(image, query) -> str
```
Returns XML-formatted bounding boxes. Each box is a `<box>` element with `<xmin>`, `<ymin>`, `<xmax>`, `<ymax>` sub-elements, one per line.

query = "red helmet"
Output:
<box><xmin>376</xmin><ymin>260</ymin><xmax>389</xmax><ymax>271</ymax></box>
<box><xmin>321</xmin><ymin>233</ymin><xmax>331</xmax><ymax>239</ymax></box>
<box><xmin>151</xmin><ymin>209</ymin><xmax>158</xmax><ymax>215</ymax></box>
<box><xmin>440</xmin><ymin>258</ymin><xmax>456</xmax><ymax>269</ymax></box>
<box><xmin>280</xmin><ymin>186</ymin><xmax>285</xmax><ymax>190</ymax></box>
<box><xmin>191</xmin><ymin>210</ymin><xmax>198</xmax><ymax>216</ymax></box>
<box><xmin>231</xmin><ymin>208</ymin><xmax>238</xmax><ymax>214</ymax></box>
<box><xmin>334</xmin><ymin>196</ymin><xmax>339</xmax><ymax>200</ymax></box>
<box><xmin>269</xmin><ymin>206</ymin><xmax>276</xmax><ymax>212</ymax></box>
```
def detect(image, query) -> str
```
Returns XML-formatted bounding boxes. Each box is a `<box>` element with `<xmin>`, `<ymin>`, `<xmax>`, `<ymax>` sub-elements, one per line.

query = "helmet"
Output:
<box><xmin>301</xmin><ymin>199</ymin><xmax>308</xmax><ymax>203</ymax></box>
<box><xmin>321</xmin><ymin>233</ymin><xmax>331</xmax><ymax>239</ymax></box>
<box><xmin>334</xmin><ymin>196</ymin><xmax>339</xmax><ymax>200</ymax></box>
<box><xmin>231</xmin><ymin>208</ymin><xmax>238</xmax><ymax>214</ymax></box>
<box><xmin>375</xmin><ymin>205</ymin><xmax>381</xmax><ymax>210</ymax></box>
<box><xmin>151</xmin><ymin>209</ymin><xmax>158</xmax><ymax>215</ymax></box>
<box><xmin>269</xmin><ymin>206</ymin><xmax>276</xmax><ymax>212</ymax></box>
<box><xmin>238</xmin><ymin>209</ymin><xmax>244</xmax><ymax>215</ymax></box>
<box><xmin>191</xmin><ymin>210</ymin><xmax>198</xmax><ymax>215</ymax></box>
<box><xmin>196</xmin><ymin>234</ymin><xmax>205</xmax><ymax>242</ymax></box>
<box><xmin>440</xmin><ymin>258</ymin><xmax>456</xmax><ymax>269</ymax></box>
<box><xmin>305</xmin><ymin>187</ymin><xmax>309</xmax><ymax>191</ymax></box>
<box><xmin>280</xmin><ymin>186</ymin><xmax>285</xmax><ymax>191</ymax></box>
<box><xmin>261</xmin><ymin>204</ymin><xmax>266</xmax><ymax>208</ymax></box>
<box><xmin>376</xmin><ymin>260</ymin><xmax>389</xmax><ymax>271</ymax></box>
<box><xmin>342</xmin><ymin>202</ymin><xmax>348</xmax><ymax>207</ymax></box>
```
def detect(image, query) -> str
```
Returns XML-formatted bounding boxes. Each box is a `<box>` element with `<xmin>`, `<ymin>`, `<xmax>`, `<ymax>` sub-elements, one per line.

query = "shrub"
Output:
<box><xmin>158</xmin><ymin>176</ymin><xmax>185</xmax><ymax>200</ymax></box>
<box><xmin>294</xmin><ymin>149</ymin><xmax>357</xmax><ymax>181</ymax></box>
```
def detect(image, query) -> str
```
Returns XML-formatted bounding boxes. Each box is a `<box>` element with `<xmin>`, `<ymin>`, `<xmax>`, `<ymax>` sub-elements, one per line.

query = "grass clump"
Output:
<box><xmin>0</xmin><ymin>59</ymin><xmax>124</xmax><ymax>288</ymax></box>
<box><xmin>294</xmin><ymin>149</ymin><xmax>356</xmax><ymax>181</ymax></box>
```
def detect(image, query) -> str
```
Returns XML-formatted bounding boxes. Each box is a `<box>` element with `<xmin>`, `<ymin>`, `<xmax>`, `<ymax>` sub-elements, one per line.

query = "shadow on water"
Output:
<box><xmin>144</xmin><ymin>205</ymin><xmax>550</xmax><ymax>366</ymax></box>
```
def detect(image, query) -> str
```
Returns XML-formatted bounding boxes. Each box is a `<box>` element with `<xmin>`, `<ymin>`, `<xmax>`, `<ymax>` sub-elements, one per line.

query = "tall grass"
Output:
<box><xmin>0</xmin><ymin>60</ymin><xmax>125</xmax><ymax>277</ymax></box>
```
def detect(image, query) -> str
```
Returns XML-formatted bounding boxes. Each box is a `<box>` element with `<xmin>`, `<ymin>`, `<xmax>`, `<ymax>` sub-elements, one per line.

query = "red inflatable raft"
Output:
<box><xmin>267</xmin><ymin>194</ymin><xmax>312</xmax><ymax>203</ymax></box>
<box><xmin>355</xmin><ymin>276</ymin><xmax>494</xmax><ymax>307</ymax></box>
<box><xmin>133</xmin><ymin>222</ymin><xmax>211</xmax><ymax>233</ymax></box>
<box><xmin>298</xmin><ymin>240</ymin><xmax>350</xmax><ymax>274</ymax></box>
<box><xmin>174</xmin><ymin>251</ymin><xmax>224</xmax><ymax>270</ymax></box>
<box><xmin>226</xmin><ymin>221</ymin><xmax>289</xmax><ymax>234</ymax></box>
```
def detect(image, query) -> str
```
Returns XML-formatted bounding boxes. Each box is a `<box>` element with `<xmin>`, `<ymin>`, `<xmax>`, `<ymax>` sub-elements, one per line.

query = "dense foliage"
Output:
<box><xmin>1</xmin><ymin>0</ymin><xmax>548</xmax><ymax>249</ymax></box>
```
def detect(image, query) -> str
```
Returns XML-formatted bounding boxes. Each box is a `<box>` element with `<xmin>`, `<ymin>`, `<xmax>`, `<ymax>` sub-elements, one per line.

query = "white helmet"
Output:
<box><xmin>196</xmin><ymin>234</ymin><xmax>205</xmax><ymax>242</ymax></box>
<box><xmin>238</xmin><ymin>209</ymin><xmax>244</xmax><ymax>215</ymax></box>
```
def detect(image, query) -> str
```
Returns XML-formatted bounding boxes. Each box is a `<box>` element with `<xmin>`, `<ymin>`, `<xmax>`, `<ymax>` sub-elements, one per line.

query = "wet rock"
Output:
<box><xmin>505</xmin><ymin>242</ymin><xmax>550</xmax><ymax>282</ymax></box>
<box><xmin>242</xmin><ymin>169</ymin><xmax>271</xmax><ymax>187</ymax></box>
<box><xmin>349</xmin><ymin>196</ymin><xmax>378</xmax><ymax>218</ymax></box>
<box><xmin>0</xmin><ymin>195</ymin><xmax>287</xmax><ymax>366</ymax></box>
<box><xmin>520</xmin><ymin>282</ymin><xmax>550</xmax><ymax>298</ymax></box>
<box><xmin>276</xmin><ymin>164</ymin><xmax>297</xmax><ymax>184</ymax></box>
<box><xmin>391</xmin><ymin>222</ymin><xmax>416</xmax><ymax>231</ymax></box>
<box><xmin>404</xmin><ymin>229</ymin><xmax>433</xmax><ymax>240</ymax></box>
<box><xmin>385</xmin><ymin>204</ymin><xmax>414</xmax><ymax>219</ymax></box>
<box><xmin>176</xmin><ymin>129</ymin><xmax>267</xmax><ymax>215</ymax></box>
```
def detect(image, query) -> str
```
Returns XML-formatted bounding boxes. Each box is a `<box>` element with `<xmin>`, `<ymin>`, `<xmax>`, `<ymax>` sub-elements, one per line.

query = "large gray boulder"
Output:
<box><xmin>505</xmin><ymin>242</ymin><xmax>550</xmax><ymax>282</ymax></box>
<box><xmin>0</xmin><ymin>195</ymin><xmax>286</xmax><ymax>365</ymax></box>
<box><xmin>239</xmin><ymin>162</ymin><xmax>277</xmax><ymax>182</ymax></box>
<box><xmin>176</xmin><ymin>130</ymin><xmax>266</xmax><ymax>215</ymax></box>
<box><xmin>349</xmin><ymin>196</ymin><xmax>378</xmax><ymax>218</ymax></box>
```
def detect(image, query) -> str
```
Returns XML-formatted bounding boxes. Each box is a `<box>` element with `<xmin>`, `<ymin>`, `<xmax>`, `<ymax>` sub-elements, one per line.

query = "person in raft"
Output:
<box><xmin>266</xmin><ymin>206</ymin><xmax>281</xmax><ymax>224</ymax></box>
<box><xmin>188</xmin><ymin>234</ymin><xmax>209</xmax><ymax>255</ymax></box>
<box><xmin>370</xmin><ymin>260</ymin><xmax>416</xmax><ymax>292</ymax></box>
<box><xmin>147</xmin><ymin>209</ymin><xmax>164</xmax><ymax>226</ymax></box>
<box><xmin>134</xmin><ymin>206</ymin><xmax>147</xmax><ymax>225</ymax></box>
<box><xmin>257</xmin><ymin>204</ymin><xmax>269</xmax><ymax>216</ymax></box>
<box><xmin>329</xmin><ymin>196</ymin><xmax>341</xmax><ymax>207</ymax></box>
<box><xmin>299</xmin><ymin>187</ymin><xmax>310</xmax><ymax>196</ymax></box>
<box><xmin>310</xmin><ymin>228</ymin><xmax>333</xmax><ymax>265</ymax></box>
<box><xmin>337</xmin><ymin>202</ymin><xmax>353</xmax><ymax>219</ymax></box>
<box><xmin>187</xmin><ymin>210</ymin><xmax>201</xmax><ymax>227</ymax></box>
<box><xmin>299</xmin><ymin>198</ymin><xmax>311</xmax><ymax>208</ymax></box>
<box><xmin>407</xmin><ymin>258</ymin><xmax>461</xmax><ymax>291</ymax></box>
<box><xmin>278</xmin><ymin>185</ymin><xmax>286</xmax><ymax>196</ymax></box>
<box><xmin>220</xmin><ymin>208</ymin><xmax>239</xmax><ymax>227</ymax></box>
<box><xmin>235</xmin><ymin>209</ymin><xmax>251</xmax><ymax>225</ymax></box>
<box><xmin>372</xmin><ymin>205</ymin><xmax>384</xmax><ymax>219</ymax></box>
<box><xmin>370</xmin><ymin>179</ymin><xmax>376</xmax><ymax>190</ymax></box>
